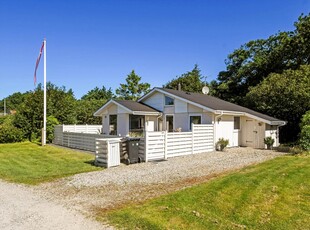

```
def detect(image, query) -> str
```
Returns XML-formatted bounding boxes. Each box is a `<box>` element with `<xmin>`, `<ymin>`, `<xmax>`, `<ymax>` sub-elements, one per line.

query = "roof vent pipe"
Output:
<box><xmin>178</xmin><ymin>82</ymin><xmax>181</xmax><ymax>91</ymax></box>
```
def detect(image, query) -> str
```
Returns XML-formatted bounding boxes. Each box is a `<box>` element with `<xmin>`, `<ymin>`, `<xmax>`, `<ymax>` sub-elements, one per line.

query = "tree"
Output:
<box><xmin>14</xmin><ymin>82</ymin><xmax>77</xmax><ymax>141</ymax></box>
<box><xmin>75</xmin><ymin>99</ymin><xmax>102</xmax><ymax>124</ymax></box>
<box><xmin>0</xmin><ymin>92</ymin><xmax>28</xmax><ymax>113</ymax></box>
<box><xmin>299</xmin><ymin>111</ymin><xmax>310</xmax><ymax>151</ymax></box>
<box><xmin>214</xmin><ymin>13</ymin><xmax>310</xmax><ymax>104</ymax></box>
<box><xmin>81</xmin><ymin>86</ymin><xmax>114</xmax><ymax>101</ymax></box>
<box><xmin>164</xmin><ymin>64</ymin><xmax>206</xmax><ymax>93</ymax></box>
<box><xmin>116</xmin><ymin>70</ymin><xmax>150</xmax><ymax>100</ymax></box>
<box><xmin>245</xmin><ymin>65</ymin><xmax>310</xmax><ymax>143</ymax></box>
<box><xmin>46</xmin><ymin>115</ymin><xmax>60</xmax><ymax>143</ymax></box>
<box><xmin>77</xmin><ymin>85</ymin><xmax>114</xmax><ymax>124</ymax></box>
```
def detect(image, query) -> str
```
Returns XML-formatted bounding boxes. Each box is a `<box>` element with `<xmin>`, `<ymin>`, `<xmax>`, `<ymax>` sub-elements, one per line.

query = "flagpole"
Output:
<box><xmin>43</xmin><ymin>38</ymin><xmax>47</xmax><ymax>146</ymax></box>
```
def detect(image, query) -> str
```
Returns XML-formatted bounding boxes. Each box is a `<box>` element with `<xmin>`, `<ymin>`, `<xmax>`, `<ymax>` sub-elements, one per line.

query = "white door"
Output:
<box><xmin>108</xmin><ymin>141</ymin><xmax>120</xmax><ymax>167</ymax></box>
<box><xmin>146</xmin><ymin>121</ymin><xmax>155</xmax><ymax>131</ymax></box>
<box><xmin>245</xmin><ymin>119</ymin><xmax>254</xmax><ymax>147</ymax></box>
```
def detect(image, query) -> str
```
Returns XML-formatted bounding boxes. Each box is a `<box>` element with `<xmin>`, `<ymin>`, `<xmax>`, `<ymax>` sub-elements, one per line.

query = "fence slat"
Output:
<box><xmin>144</xmin><ymin>125</ymin><xmax>214</xmax><ymax>161</ymax></box>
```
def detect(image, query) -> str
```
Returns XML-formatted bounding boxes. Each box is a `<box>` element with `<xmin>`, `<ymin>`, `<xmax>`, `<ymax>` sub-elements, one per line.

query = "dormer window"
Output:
<box><xmin>165</xmin><ymin>96</ymin><xmax>174</xmax><ymax>106</ymax></box>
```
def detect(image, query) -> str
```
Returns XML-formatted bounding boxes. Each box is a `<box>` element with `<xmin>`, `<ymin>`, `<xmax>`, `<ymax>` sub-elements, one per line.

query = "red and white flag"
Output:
<box><xmin>34</xmin><ymin>42</ymin><xmax>44</xmax><ymax>86</ymax></box>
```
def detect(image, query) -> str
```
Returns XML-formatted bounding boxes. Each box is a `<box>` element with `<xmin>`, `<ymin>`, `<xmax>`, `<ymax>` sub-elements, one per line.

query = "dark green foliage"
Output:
<box><xmin>14</xmin><ymin>82</ymin><xmax>77</xmax><ymax>141</ymax></box>
<box><xmin>116</xmin><ymin>70</ymin><xmax>151</xmax><ymax>101</ymax></box>
<box><xmin>46</xmin><ymin>115</ymin><xmax>59</xmax><ymax>143</ymax></box>
<box><xmin>0</xmin><ymin>92</ymin><xmax>28</xmax><ymax>113</ymax></box>
<box><xmin>0</xmin><ymin>116</ymin><xmax>23</xmax><ymax>143</ymax></box>
<box><xmin>75</xmin><ymin>99</ymin><xmax>103</xmax><ymax>124</ymax></box>
<box><xmin>76</xmin><ymin>85</ymin><xmax>114</xmax><ymax>124</ymax></box>
<box><xmin>81</xmin><ymin>86</ymin><xmax>114</xmax><ymax>101</ymax></box>
<box><xmin>299</xmin><ymin>111</ymin><xmax>310</xmax><ymax>150</ymax></box>
<box><xmin>245</xmin><ymin>65</ymin><xmax>310</xmax><ymax>142</ymax></box>
<box><xmin>214</xmin><ymin>14</ymin><xmax>310</xmax><ymax>104</ymax></box>
<box><xmin>164</xmin><ymin>64</ymin><xmax>206</xmax><ymax>93</ymax></box>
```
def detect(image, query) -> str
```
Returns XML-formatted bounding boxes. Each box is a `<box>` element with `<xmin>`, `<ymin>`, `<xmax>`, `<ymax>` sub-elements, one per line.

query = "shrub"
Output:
<box><xmin>46</xmin><ymin>115</ymin><xmax>60</xmax><ymax>143</ymax></box>
<box><xmin>299</xmin><ymin>111</ymin><xmax>310</xmax><ymax>151</ymax></box>
<box><xmin>216</xmin><ymin>138</ymin><xmax>229</xmax><ymax>151</ymax></box>
<box><xmin>0</xmin><ymin>116</ymin><xmax>24</xmax><ymax>143</ymax></box>
<box><xmin>299</xmin><ymin>125</ymin><xmax>310</xmax><ymax>151</ymax></box>
<box><xmin>264</xmin><ymin>136</ymin><xmax>275</xmax><ymax>150</ymax></box>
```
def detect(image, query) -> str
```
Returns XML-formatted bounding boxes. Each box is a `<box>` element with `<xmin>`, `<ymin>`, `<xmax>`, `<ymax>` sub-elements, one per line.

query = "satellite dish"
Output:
<box><xmin>202</xmin><ymin>86</ymin><xmax>209</xmax><ymax>94</ymax></box>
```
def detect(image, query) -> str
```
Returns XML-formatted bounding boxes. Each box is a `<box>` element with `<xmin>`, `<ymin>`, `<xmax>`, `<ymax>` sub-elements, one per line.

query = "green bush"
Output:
<box><xmin>0</xmin><ymin>116</ymin><xmax>24</xmax><ymax>143</ymax></box>
<box><xmin>216</xmin><ymin>138</ymin><xmax>229</xmax><ymax>151</ymax></box>
<box><xmin>299</xmin><ymin>111</ymin><xmax>310</xmax><ymax>151</ymax></box>
<box><xmin>264</xmin><ymin>136</ymin><xmax>275</xmax><ymax>150</ymax></box>
<box><xmin>299</xmin><ymin>125</ymin><xmax>310</xmax><ymax>151</ymax></box>
<box><xmin>46</xmin><ymin>115</ymin><xmax>60</xmax><ymax>143</ymax></box>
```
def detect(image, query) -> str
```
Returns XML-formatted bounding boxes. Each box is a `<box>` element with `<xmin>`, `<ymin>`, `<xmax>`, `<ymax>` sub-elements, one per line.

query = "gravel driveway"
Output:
<box><xmin>0</xmin><ymin>147</ymin><xmax>287</xmax><ymax>229</ymax></box>
<box><xmin>0</xmin><ymin>180</ymin><xmax>109</xmax><ymax>230</ymax></box>
<box><xmin>36</xmin><ymin>147</ymin><xmax>287</xmax><ymax>217</ymax></box>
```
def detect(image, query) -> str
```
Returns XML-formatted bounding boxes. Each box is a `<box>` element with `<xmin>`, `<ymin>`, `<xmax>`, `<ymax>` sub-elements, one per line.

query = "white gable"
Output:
<box><xmin>142</xmin><ymin>91</ymin><xmax>164</xmax><ymax>111</ymax></box>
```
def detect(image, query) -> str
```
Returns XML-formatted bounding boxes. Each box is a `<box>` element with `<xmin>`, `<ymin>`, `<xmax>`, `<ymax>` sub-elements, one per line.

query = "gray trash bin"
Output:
<box><xmin>126</xmin><ymin>138</ymin><xmax>140</xmax><ymax>164</ymax></box>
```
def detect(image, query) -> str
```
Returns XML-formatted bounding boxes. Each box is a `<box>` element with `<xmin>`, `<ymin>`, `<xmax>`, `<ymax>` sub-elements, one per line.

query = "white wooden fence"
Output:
<box><xmin>145</xmin><ymin>124</ymin><xmax>214</xmax><ymax>161</ymax></box>
<box><xmin>53</xmin><ymin>125</ymin><xmax>115</xmax><ymax>152</ymax></box>
<box><xmin>55</xmin><ymin>124</ymin><xmax>102</xmax><ymax>134</ymax></box>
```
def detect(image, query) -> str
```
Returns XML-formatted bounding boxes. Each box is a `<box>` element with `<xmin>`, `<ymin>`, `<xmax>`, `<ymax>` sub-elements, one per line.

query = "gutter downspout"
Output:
<box><xmin>156</xmin><ymin>113</ymin><xmax>163</xmax><ymax>131</ymax></box>
<box><xmin>214</xmin><ymin>111</ymin><xmax>224</xmax><ymax>150</ymax></box>
<box><xmin>276</xmin><ymin>121</ymin><xmax>287</xmax><ymax>146</ymax></box>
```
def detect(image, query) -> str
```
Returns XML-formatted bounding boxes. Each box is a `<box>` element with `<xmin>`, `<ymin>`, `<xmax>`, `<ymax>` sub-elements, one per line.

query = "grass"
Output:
<box><xmin>0</xmin><ymin>142</ymin><xmax>101</xmax><ymax>184</ymax></box>
<box><xmin>101</xmin><ymin>154</ymin><xmax>310</xmax><ymax>230</ymax></box>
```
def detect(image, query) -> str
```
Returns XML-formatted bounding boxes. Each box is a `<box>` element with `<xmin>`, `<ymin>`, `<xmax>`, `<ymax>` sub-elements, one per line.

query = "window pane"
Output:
<box><xmin>234</xmin><ymin>117</ymin><xmax>240</xmax><ymax>129</ymax></box>
<box><xmin>109</xmin><ymin>115</ymin><xmax>117</xmax><ymax>135</ymax></box>
<box><xmin>190</xmin><ymin>116</ymin><xmax>201</xmax><ymax>129</ymax></box>
<box><xmin>129</xmin><ymin>115</ymin><xmax>145</xmax><ymax>131</ymax></box>
<box><xmin>165</xmin><ymin>96</ymin><xmax>174</xmax><ymax>105</ymax></box>
<box><xmin>166</xmin><ymin>115</ymin><xmax>174</xmax><ymax>132</ymax></box>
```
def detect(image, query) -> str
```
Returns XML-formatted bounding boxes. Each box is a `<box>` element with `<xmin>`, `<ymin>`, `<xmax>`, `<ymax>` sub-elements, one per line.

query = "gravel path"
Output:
<box><xmin>0</xmin><ymin>180</ymin><xmax>110</xmax><ymax>230</ymax></box>
<box><xmin>36</xmin><ymin>147</ymin><xmax>287</xmax><ymax>216</ymax></box>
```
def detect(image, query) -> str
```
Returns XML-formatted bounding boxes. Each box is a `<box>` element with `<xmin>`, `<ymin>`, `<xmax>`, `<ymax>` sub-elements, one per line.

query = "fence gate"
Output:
<box><xmin>107</xmin><ymin>140</ymin><xmax>121</xmax><ymax>167</ymax></box>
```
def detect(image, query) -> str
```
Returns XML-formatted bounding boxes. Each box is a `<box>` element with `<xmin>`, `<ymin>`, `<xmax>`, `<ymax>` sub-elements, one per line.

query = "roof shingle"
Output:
<box><xmin>157</xmin><ymin>88</ymin><xmax>283</xmax><ymax>122</ymax></box>
<box><xmin>115</xmin><ymin>100</ymin><xmax>159</xmax><ymax>113</ymax></box>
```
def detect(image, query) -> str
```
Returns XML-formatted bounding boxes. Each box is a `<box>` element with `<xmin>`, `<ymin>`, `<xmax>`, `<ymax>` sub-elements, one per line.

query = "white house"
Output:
<box><xmin>94</xmin><ymin>88</ymin><xmax>286</xmax><ymax>148</ymax></box>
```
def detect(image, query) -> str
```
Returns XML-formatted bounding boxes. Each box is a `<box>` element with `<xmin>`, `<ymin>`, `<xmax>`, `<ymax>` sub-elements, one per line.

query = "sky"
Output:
<box><xmin>0</xmin><ymin>0</ymin><xmax>309</xmax><ymax>100</ymax></box>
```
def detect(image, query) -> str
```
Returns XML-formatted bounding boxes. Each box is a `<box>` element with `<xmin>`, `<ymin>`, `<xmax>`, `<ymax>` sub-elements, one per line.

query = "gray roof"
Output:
<box><xmin>157</xmin><ymin>88</ymin><xmax>284</xmax><ymax>122</ymax></box>
<box><xmin>114</xmin><ymin>100</ymin><xmax>160</xmax><ymax>113</ymax></box>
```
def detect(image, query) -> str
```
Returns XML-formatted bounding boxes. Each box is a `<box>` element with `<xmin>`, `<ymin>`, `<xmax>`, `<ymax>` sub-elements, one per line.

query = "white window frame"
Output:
<box><xmin>164</xmin><ymin>95</ymin><xmax>174</xmax><ymax>106</ymax></box>
<box><xmin>234</xmin><ymin>116</ymin><xmax>241</xmax><ymax>130</ymax></box>
<box><xmin>109</xmin><ymin>114</ymin><xmax>117</xmax><ymax>135</ymax></box>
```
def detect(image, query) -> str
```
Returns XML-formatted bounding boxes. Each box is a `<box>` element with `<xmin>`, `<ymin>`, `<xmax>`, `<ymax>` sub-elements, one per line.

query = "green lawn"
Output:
<box><xmin>0</xmin><ymin>142</ymin><xmax>101</xmax><ymax>184</ymax></box>
<box><xmin>102</xmin><ymin>155</ymin><xmax>310</xmax><ymax>230</ymax></box>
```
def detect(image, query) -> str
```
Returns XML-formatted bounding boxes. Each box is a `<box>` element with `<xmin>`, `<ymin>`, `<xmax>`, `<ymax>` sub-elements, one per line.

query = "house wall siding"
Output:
<box><xmin>215</xmin><ymin>115</ymin><xmax>235</xmax><ymax>147</ymax></box>
<box><xmin>103</xmin><ymin>115</ymin><xmax>109</xmax><ymax>134</ymax></box>
<box><xmin>174</xmin><ymin>113</ymin><xmax>189</xmax><ymax>131</ymax></box>
<box><xmin>143</xmin><ymin>92</ymin><xmax>164</xmax><ymax>111</ymax></box>
<box><xmin>118</xmin><ymin>114</ymin><xmax>129</xmax><ymax>136</ymax></box>
<box><xmin>175</xmin><ymin>99</ymin><xmax>187</xmax><ymax>113</ymax></box>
